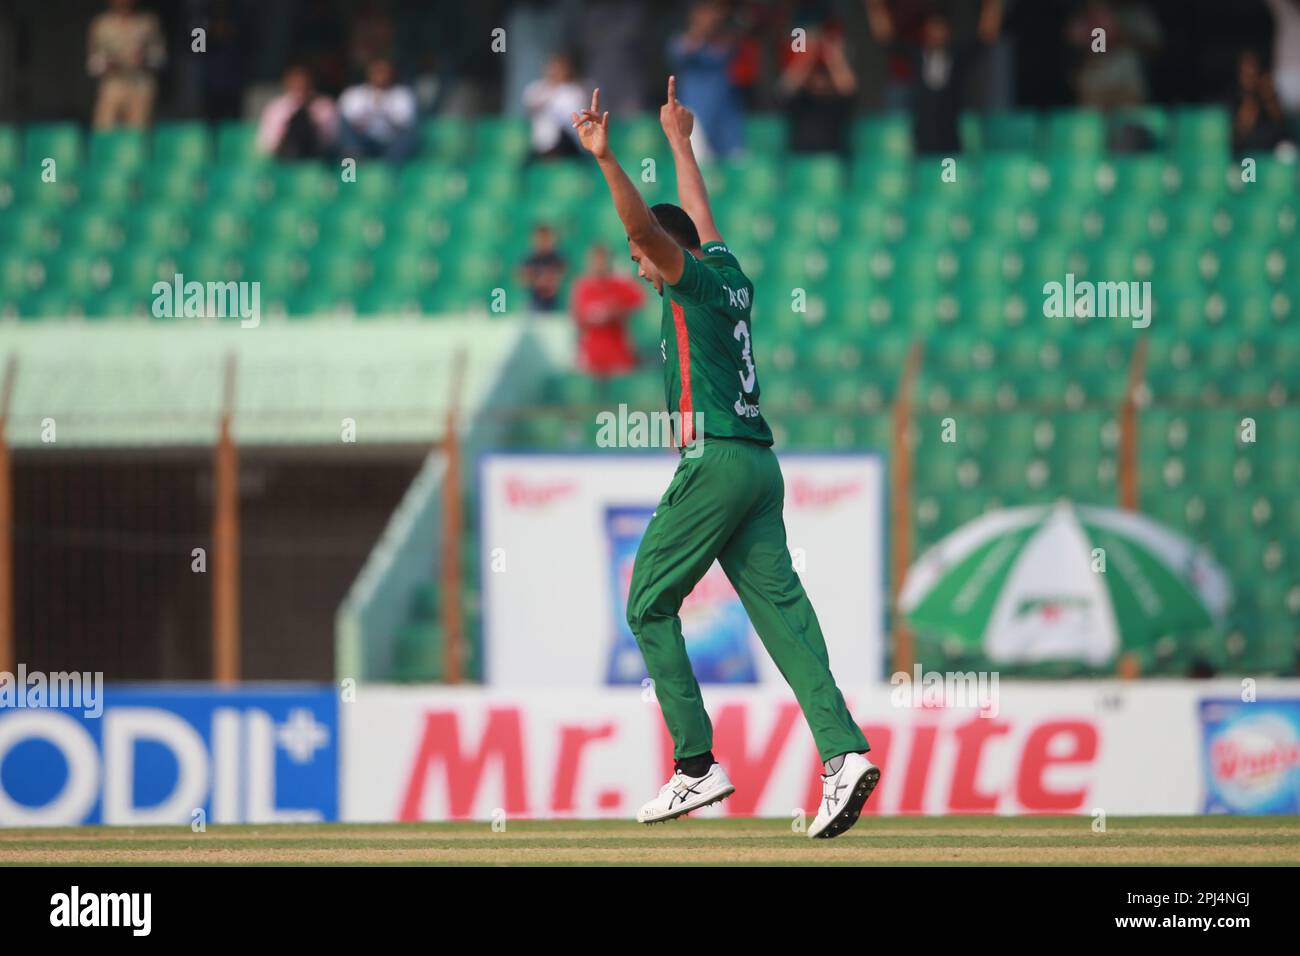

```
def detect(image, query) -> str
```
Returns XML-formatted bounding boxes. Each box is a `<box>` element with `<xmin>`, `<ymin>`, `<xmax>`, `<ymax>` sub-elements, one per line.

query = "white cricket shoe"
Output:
<box><xmin>808</xmin><ymin>753</ymin><xmax>880</xmax><ymax>839</ymax></box>
<box><xmin>636</xmin><ymin>763</ymin><xmax>735</xmax><ymax>824</ymax></box>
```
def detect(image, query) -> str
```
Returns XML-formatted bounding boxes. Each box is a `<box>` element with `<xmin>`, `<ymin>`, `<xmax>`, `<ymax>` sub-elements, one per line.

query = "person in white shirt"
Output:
<box><xmin>523</xmin><ymin>53</ymin><xmax>587</xmax><ymax>159</ymax></box>
<box><xmin>338</xmin><ymin>58</ymin><xmax>418</xmax><ymax>162</ymax></box>
<box><xmin>1267</xmin><ymin>0</ymin><xmax>1300</xmax><ymax>114</ymax></box>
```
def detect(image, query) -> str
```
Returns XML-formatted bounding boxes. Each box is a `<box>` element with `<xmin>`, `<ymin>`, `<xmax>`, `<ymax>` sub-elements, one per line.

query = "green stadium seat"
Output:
<box><xmin>1108</xmin><ymin>106</ymin><xmax>1169</xmax><ymax>148</ymax></box>
<box><xmin>8</xmin><ymin>170</ymin><xmax>78</xmax><ymax>210</ymax></box>
<box><xmin>0</xmin><ymin>207</ymin><xmax>60</xmax><ymax>253</ymax></box>
<box><xmin>337</xmin><ymin>162</ymin><xmax>397</xmax><ymax>205</ymax></box>
<box><xmin>0</xmin><ymin>251</ymin><xmax>47</xmax><ymax>296</ymax></box>
<box><xmin>49</xmin><ymin>249</ymin><xmax>115</xmax><ymax>298</ymax></box>
<box><xmin>242</xmin><ymin>246</ymin><xmax>310</xmax><ymax>296</ymax></box>
<box><xmin>851</xmin><ymin>115</ymin><xmax>912</xmax><ymax>162</ymax></box>
<box><xmin>193</xmin><ymin>205</ymin><xmax>249</xmax><ymax>248</ymax></box>
<box><xmin>272</xmin><ymin>163</ymin><xmax>337</xmax><ymax>205</ymax></box>
<box><xmin>1170</xmin><ymin>107</ymin><xmax>1230</xmax><ymax>156</ymax></box>
<box><xmin>111</xmin><ymin>246</ymin><xmax>177</xmax><ymax>290</ymax></box>
<box><xmin>980</xmin><ymin>112</ymin><xmax>1039</xmax><ymax>152</ymax></box>
<box><xmin>18</xmin><ymin>288</ymin><xmax>85</xmax><ymax>319</ymax></box>
<box><xmin>152</xmin><ymin>122</ymin><xmax>212</xmax><ymax>168</ymax></box>
<box><xmin>609</xmin><ymin>115</ymin><xmax>667</xmax><ymax>165</ymax></box>
<box><xmin>82</xmin><ymin>168</ymin><xmax>140</xmax><ymax>208</ymax></box>
<box><xmin>785</xmin><ymin>155</ymin><xmax>846</xmax><ymax>200</ymax></box>
<box><xmin>205</xmin><ymin>165</ymin><xmax>274</xmax><ymax>207</ymax></box>
<box><xmin>979</xmin><ymin>154</ymin><xmax>1047</xmax><ymax>201</ymax></box>
<box><xmin>1107</xmin><ymin>155</ymin><xmax>1170</xmax><ymax>198</ymax></box>
<box><xmin>465</xmin><ymin>160</ymin><xmax>521</xmax><ymax>204</ymax></box>
<box><xmin>399</xmin><ymin>160</ymin><xmax>469</xmax><ymax>206</ymax></box>
<box><xmin>24</xmin><ymin>123</ymin><xmax>82</xmax><ymax>172</ymax></box>
<box><xmin>318</xmin><ymin>203</ymin><xmax>387</xmax><ymax>250</ymax></box>
<box><xmin>1170</xmin><ymin>157</ymin><xmax>1231</xmax><ymax>198</ymax></box>
<box><xmin>1249</xmin><ymin>157</ymin><xmax>1299</xmax><ymax>196</ymax></box>
<box><xmin>215</xmin><ymin>121</ymin><xmax>264</xmax><ymax>165</ymax></box>
<box><xmin>1043</xmin><ymin>110</ymin><xmax>1105</xmax><ymax>155</ymax></box>
<box><xmin>745</xmin><ymin>114</ymin><xmax>787</xmax><ymax>155</ymax></box>
<box><xmin>307</xmin><ymin>248</ymin><xmax>372</xmax><ymax>296</ymax></box>
<box><xmin>850</xmin><ymin>159</ymin><xmax>911</xmax><ymax>202</ymax></box>
<box><xmin>252</xmin><ymin>203</ymin><xmax>321</xmax><ymax>249</ymax></box>
<box><xmin>84</xmin><ymin>288</ymin><xmax>151</xmax><ymax>319</ymax></box>
<box><xmin>474</xmin><ymin>117</ymin><xmax>530</xmax><ymax>163</ymax></box>
<box><xmin>66</xmin><ymin>209</ymin><xmax>127</xmax><ymax>253</ymax></box>
<box><xmin>88</xmin><ymin>129</ymin><xmax>148</xmax><ymax>171</ymax></box>
<box><xmin>419</xmin><ymin>117</ymin><xmax>474</xmax><ymax>161</ymax></box>
<box><xmin>1044</xmin><ymin>156</ymin><xmax>1105</xmax><ymax>198</ymax></box>
<box><xmin>0</xmin><ymin>125</ymin><xmax>21</xmax><ymax>171</ymax></box>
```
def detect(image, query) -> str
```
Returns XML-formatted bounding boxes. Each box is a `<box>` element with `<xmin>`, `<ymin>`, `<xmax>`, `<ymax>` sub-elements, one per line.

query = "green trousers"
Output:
<box><xmin>626</xmin><ymin>438</ymin><xmax>870</xmax><ymax>764</ymax></box>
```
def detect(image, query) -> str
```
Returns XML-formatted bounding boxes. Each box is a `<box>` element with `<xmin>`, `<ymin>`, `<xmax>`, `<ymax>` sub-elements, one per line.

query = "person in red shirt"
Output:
<box><xmin>570</xmin><ymin>244</ymin><xmax>645</xmax><ymax>377</ymax></box>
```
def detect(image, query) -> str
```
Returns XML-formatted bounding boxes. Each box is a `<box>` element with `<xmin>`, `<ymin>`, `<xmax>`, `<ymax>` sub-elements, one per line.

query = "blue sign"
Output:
<box><xmin>604</xmin><ymin>506</ymin><xmax>758</xmax><ymax>685</ymax></box>
<box><xmin>1200</xmin><ymin>698</ymin><xmax>1300</xmax><ymax>814</ymax></box>
<box><xmin>0</xmin><ymin>686</ymin><xmax>338</xmax><ymax>826</ymax></box>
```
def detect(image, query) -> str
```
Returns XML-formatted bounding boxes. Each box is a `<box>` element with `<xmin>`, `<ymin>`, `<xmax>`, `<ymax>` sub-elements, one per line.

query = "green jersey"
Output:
<box><xmin>660</xmin><ymin>240</ymin><xmax>774</xmax><ymax>448</ymax></box>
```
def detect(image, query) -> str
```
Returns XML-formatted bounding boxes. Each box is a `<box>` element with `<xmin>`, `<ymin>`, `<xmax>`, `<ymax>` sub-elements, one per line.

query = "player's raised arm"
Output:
<box><xmin>572</xmin><ymin>89</ymin><xmax>685</xmax><ymax>284</ymax></box>
<box><xmin>660</xmin><ymin>76</ymin><xmax>723</xmax><ymax>246</ymax></box>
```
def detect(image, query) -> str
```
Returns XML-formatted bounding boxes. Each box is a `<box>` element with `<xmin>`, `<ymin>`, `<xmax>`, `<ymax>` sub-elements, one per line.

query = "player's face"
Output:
<box><xmin>628</xmin><ymin>239</ymin><xmax>663</xmax><ymax>294</ymax></box>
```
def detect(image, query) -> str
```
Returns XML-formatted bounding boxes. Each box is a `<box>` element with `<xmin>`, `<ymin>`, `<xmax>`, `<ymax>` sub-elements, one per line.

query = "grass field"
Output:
<box><xmin>1</xmin><ymin>815</ymin><xmax>1298</xmax><ymax>865</ymax></box>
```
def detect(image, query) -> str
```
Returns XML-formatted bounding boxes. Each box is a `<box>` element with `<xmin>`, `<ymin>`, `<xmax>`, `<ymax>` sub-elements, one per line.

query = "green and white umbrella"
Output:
<box><xmin>899</xmin><ymin>500</ymin><xmax>1232</xmax><ymax>665</ymax></box>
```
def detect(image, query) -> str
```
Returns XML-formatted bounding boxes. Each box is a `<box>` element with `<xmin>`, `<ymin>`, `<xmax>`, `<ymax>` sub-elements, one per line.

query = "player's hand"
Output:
<box><xmin>659</xmin><ymin>75</ymin><xmax>694</xmax><ymax>145</ymax></box>
<box><xmin>571</xmin><ymin>89</ymin><xmax>610</xmax><ymax>159</ymax></box>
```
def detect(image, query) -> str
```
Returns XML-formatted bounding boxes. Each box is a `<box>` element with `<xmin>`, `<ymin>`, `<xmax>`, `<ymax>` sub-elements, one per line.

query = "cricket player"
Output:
<box><xmin>572</xmin><ymin>79</ymin><xmax>879</xmax><ymax>838</ymax></box>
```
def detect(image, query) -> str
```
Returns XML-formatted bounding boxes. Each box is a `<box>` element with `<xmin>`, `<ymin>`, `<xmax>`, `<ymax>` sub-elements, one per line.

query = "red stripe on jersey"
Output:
<box><xmin>670</xmin><ymin>300</ymin><xmax>695</xmax><ymax>446</ymax></box>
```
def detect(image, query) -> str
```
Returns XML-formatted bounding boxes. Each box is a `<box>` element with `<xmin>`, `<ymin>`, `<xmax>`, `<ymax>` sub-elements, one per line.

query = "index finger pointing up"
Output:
<box><xmin>590</xmin><ymin>88</ymin><xmax>600</xmax><ymax>113</ymax></box>
<box><xmin>667</xmin><ymin>75</ymin><xmax>677</xmax><ymax>103</ymax></box>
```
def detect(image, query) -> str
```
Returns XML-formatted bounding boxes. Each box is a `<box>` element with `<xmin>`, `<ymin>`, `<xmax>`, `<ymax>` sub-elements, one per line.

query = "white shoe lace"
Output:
<box><xmin>821</xmin><ymin>770</ymin><xmax>849</xmax><ymax>816</ymax></box>
<box><xmin>659</xmin><ymin>770</ymin><xmax>706</xmax><ymax>806</ymax></box>
<box><xmin>660</xmin><ymin>772</ymin><xmax>687</xmax><ymax>798</ymax></box>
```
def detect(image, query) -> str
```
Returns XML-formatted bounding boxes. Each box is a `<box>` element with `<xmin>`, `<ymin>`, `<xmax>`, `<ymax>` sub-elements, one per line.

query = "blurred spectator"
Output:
<box><xmin>86</xmin><ymin>0</ymin><xmax>166</xmax><ymax>129</ymax></box>
<box><xmin>519</xmin><ymin>225</ymin><xmax>568</xmax><ymax>312</ymax></box>
<box><xmin>348</xmin><ymin>0</ymin><xmax>396</xmax><ymax>76</ymax></box>
<box><xmin>523</xmin><ymin>53</ymin><xmax>587</xmax><ymax>159</ymax></box>
<box><xmin>571</xmin><ymin>245</ymin><xmax>644</xmax><ymax>377</ymax></box>
<box><xmin>195</xmin><ymin>0</ymin><xmax>246</xmax><ymax>122</ymax></box>
<box><xmin>580</xmin><ymin>0</ymin><xmax>649</xmax><ymax>113</ymax></box>
<box><xmin>504</xmin><ymin>0</ymin><xmax>582</xmax><ymax>118</ymax></box>
<box><xmin>727</xmin><ymin>0</ymin><xmax>775</xmax><ymax>111</ymax></box>
<box><xmin>866</xmin><ymin>0</ymin><xmax>1007</xmax><ymax>114</ymax></box>
<box><xmin>338</xmin><ymin>58</ymin><xmax>418</xmax><ymax>162</ymax></box>
<box><xmin>780</xmin><ymin>26</ymin><xmax>857</xmax><ymax>155</ymax></box>
<box><xmin>256</xmin><ymin>65</ymin><xmax>339</xmax><ymax>160</ymax></box>
<box><xmin>1232</xmin><ymin>50</ymin><xmax>1290</xmax><ymax>153</ymax></box>
<box><xmin>911</xmin><ymin>12</ymin><xmax>964</xmax><ymax>154</ymax></box>
<box><xmin>669</xmin><ymin>0</ymin><xmax>744</xmax><ymax>160</ymax></box>
<box><xmin>1066</xmin><ymin>0</ymin><xmax>1162</xmax><ymax>110</ymax></box>
<box><xmin>1265</xmin><ymin>0</ymin><xmax>1300</xmax><ymax>114</ymax></box>
<box><xmin>290</xmin><ymin>1</ymin><xmax>348</xmax><ymax>94</ymax></box>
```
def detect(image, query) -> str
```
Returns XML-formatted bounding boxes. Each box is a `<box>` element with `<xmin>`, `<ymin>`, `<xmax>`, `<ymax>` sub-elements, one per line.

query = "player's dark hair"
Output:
<box><xmin>650</xmin><ymin>203</ymin><xmax>701</xmax><ymax>250</ymax></box>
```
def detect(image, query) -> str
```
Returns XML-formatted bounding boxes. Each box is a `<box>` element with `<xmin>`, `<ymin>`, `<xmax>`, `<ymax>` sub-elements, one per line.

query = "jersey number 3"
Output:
<box><xmin>733</xmin><ymin>320</ymin><xmax>756</xmax><ymax>394</ymax></box>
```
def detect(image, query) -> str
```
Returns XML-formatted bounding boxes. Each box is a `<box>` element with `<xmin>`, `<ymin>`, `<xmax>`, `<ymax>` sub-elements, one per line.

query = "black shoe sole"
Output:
<box><xmin>640</xmin><ymin>786</ymin><xmax>735</xmax><ymax>825</ymax></box>
<box><xmin>813</xmin><ymin>766</ymin><xmax>880</xmax><ymax>839</ymax></box>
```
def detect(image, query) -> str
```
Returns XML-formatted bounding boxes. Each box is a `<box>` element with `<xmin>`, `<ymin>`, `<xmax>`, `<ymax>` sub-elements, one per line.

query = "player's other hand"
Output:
<box><xmin>659</xmin><ymin>75</ymin><xmax>694</xmax><ymax>145</ymax></box>
<box><xmin>571</xmin><ymin>89</ymin><xmax>610</xmax><ymax>159</ymax></box>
